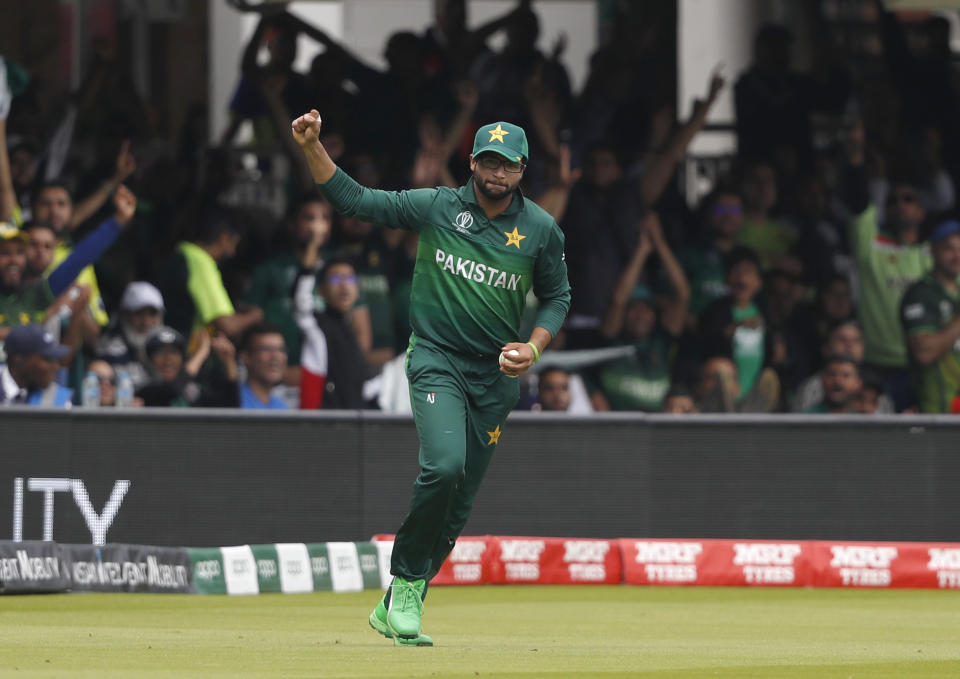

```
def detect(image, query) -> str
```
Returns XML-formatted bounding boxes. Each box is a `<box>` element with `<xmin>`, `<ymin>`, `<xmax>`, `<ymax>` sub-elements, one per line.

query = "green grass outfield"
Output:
<box><xmin>1</xmin><ymin>586</ymin><xmax>958</xmax><ymax>678</ymax></box>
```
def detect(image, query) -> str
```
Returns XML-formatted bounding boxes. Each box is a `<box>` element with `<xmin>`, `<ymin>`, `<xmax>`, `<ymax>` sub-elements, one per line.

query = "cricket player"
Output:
<box><xmin>291</xmin><ymin>110</ymin><xmax>570</xmax><ymax>646</ymax></box>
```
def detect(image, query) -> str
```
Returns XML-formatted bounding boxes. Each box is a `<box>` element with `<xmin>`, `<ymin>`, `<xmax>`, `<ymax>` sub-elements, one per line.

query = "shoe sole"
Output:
<box><xmin>370</xmin><ymin>611</ymin><xmax>433</xmax><ymax>646</ymax></box>
<box><xmin>369</xmin><ymin>611</ymin><xmax>393</xmax><ymax>639</ymax></box>
<box><xmin>394</xmin><ymin>635</ymin><xmax>433</xmax><ymax>647</ymax></box>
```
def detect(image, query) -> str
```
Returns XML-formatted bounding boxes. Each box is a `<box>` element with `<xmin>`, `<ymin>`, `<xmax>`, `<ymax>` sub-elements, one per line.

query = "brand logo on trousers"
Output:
<box><xmin>427</xmin><ymin>392</ymin><xmax>435</xmax><ymax>404</ymax></box>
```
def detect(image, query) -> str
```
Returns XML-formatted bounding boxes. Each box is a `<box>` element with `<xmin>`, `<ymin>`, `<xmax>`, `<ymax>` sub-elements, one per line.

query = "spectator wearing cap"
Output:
<box><xmin>93</xmin><ymin>281</ymin><xmax>165</xmax><ymax>388</ymax></box>
<box><xmin>585</xmin><ymin>211</ymin><xmax>689</xmax><ymax>412</ymax></box>
<box><xmin>804</xmin><ymin>355</ymin><xmax>862</xmax><ymax>414</ymax></box>
<box><xmin>0</xmin><ymin>323</ymin><xmax>72</xmax><ymax>406</ymax></box>
<box><xmin>900</xmin><ymin>220</ymin><xmax>960</xmax><ymax>413</ymax></box>
<box><xmin>0</xmin><ymin>186</ymin><xmax>137</xmax><ymax>345</ymax></box>
<box><xmin>238</xmin><ymin>323</ymin><xmax>289</xmax><ymax>409</ymax></box>
<box><xmin>136</xmin><ymin>326</ymin><xmax>239</xmax><ymax>408</ymax></box>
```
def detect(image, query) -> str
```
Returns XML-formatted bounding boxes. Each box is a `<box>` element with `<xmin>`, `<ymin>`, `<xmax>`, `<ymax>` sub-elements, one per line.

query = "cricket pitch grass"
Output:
<box><xmin>1</xmin><ymin>585</ymin><xmax>958</xmax><ymax>678</ymax></box>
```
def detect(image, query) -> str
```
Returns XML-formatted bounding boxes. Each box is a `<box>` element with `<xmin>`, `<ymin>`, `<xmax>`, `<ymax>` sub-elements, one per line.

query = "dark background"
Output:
<box><xmin>2</xmin><ymin>410</ymin><xmax>957</xmax><ymax>546</ymax></box>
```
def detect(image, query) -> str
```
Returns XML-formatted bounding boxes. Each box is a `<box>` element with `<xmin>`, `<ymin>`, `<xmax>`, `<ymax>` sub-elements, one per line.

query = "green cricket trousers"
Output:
<box><xmin>391</xmin><ymin>334</ymin><xmax>520</xmax><ymax>581</ymax></box>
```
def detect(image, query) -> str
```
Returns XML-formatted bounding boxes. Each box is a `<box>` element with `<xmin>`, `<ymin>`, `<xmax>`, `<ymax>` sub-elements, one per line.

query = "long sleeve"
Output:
<box><xmin>316</xmin><ymin>168</ymin><xmax>436</xmax><ymax>231</ymax></box>
<box><xmin>47</xmin><ymin>217</ymin><xmax>122</xmax><ymax>296</ymax></box>
<box><xmin>532</xmin><ymin>223</ymin><xmax>571</xmax><ymax>337</ymax></box>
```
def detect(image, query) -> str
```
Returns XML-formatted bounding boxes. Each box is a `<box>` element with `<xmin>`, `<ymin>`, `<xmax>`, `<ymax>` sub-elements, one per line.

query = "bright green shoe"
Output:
<box><xmin>368</xmin><ymin>598</ymin><xmax>393</xmax><ymax>639</ymax></box>
<box><xmin>369</xmin><ymin>594</ymin><xmax>433</xmax><ymax>646</ymax></box>
<box><xmin>386</xmin><ymin>577</ymin><xmax>426</xmax><ymax>640</ymax></box>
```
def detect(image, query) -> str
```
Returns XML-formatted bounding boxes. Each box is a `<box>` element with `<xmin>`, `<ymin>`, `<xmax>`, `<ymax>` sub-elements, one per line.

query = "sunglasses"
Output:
<box><xmin>712</xmin><ymin>205</ymin><xmax>743</xmax><ymax>217</ymax></box>
<box><xmin>327</xmin><ymin>273</ymin><xmax>358</xmax><ymax>285</ymax></box>
<box><xmin>477</xmin><ymin>155</ymin><xmax>525</xmax><ymax>173</ymax></box>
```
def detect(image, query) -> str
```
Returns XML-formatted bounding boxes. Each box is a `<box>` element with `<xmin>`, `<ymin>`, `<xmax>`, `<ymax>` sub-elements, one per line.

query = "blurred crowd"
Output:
<box><xmin>2</xmin><ymin>0</ymin><xmax>960</xmax><ymax>415</ymax></box>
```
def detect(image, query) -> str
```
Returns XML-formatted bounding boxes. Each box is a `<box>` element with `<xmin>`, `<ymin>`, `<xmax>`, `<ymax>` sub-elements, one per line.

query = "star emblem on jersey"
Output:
<box><xmin>504</xmin><ymin>227</ymin><xmax>526</xmax><ymax>248</ymax></box>
<box><xmin>487</xmin><ymin>124</ymin><xmax>509</xmax><ymax>143</ymax></box>
<box><xmin>487</xmin><ymin>425</ymin><xmax>502</xmax><ymax>445</ymax></box>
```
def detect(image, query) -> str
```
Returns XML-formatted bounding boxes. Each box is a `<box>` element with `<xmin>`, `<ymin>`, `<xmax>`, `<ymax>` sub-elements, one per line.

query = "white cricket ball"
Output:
<box><xmin>499</xmin><ymin>349</ymin><xmax>520</xmax><ymax>377</ymax></box>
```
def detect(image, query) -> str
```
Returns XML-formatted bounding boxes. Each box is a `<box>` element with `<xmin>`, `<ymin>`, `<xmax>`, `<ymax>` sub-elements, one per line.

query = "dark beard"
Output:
<box><xmin>474</xmin><ymin>175</ymin><xmax>512</xmax><ymax>201</ymax></box>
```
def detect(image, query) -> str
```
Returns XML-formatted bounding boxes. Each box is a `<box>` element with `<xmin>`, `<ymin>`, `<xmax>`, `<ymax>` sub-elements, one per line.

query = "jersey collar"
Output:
<box><xmin>458</xmin><ymin>178</ymin><xmax>526</xmax><ymax>219</ymax></box>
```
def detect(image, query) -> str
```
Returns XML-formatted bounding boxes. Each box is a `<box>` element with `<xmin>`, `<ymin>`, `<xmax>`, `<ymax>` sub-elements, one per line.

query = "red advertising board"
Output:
<box><xmin>372</xmin><ymin>535</ymin><xmax>960</xmax><ymax>590</ymax></box>
<box><xmin>489</xmin><ymin>537</ymin><xmax>621</xmax><ymax>585</ymax></box>
<box><xmin>811</xmin><ymin>541</ymin><xmax>960</xmax><ymax>589</ymax></box>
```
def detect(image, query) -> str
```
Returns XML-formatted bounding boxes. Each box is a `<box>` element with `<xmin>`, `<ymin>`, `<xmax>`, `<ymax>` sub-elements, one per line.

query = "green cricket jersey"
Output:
<box><xmin>0</xmin><ymin>279</ymin><xmax>54</xmax><ymax>328</ymax></box>
<box><xmin>589</xmin><ymin>329</ymin><xmax>677</xmax><ymax>411</ymax></box>
<box><xmin>317</xmin><ymin>169</ymin><xmax>570</xmax><ymax>357</ymax></box>
<box><xmin>849</xmin><ymin>206</ymin><xmax>930</xmax><ymax>367</ymax></box>
<box><xmin>900</xmin><ymin>273</ymin><xmax>960</xmax><ymax>413</ymax></box>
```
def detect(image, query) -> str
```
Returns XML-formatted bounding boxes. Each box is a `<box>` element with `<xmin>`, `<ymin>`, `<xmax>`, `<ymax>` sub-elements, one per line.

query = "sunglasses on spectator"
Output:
<box><xmin>327</xmin><ymin>273</ymin><xmax>358</xmax><ymax>285</ymax></box>
<box><xmin>712</xmin><ymin>205</ymin><xmax>743</xmax><ymax>217</ymax></box>
<box><xmin>96</xmin><ymin>376</ymin><xmax>116</xmax><ymax>386</ymax></box>
<box><xmin>477</xmin><ymin>155</ymin><xmax>526</xmax><ymax>173</ymax></box>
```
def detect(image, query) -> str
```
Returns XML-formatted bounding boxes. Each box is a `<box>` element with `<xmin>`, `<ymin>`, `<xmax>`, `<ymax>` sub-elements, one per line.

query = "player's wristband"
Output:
<box><xmin>526</xmin><ymin>341</ymin><xmax>541</xmax><ymax>363</ymax></box>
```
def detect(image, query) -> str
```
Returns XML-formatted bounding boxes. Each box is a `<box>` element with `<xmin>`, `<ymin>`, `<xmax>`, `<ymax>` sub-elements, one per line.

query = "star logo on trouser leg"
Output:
<box><xmin>487</xmin><ymin>424</ymin><xmax>502</xmax><ymax>445</ymax></box>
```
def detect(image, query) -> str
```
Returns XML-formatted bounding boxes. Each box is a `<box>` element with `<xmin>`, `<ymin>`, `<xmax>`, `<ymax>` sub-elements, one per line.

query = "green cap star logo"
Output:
<box><xmin>472</xmin><ymin>122</ymin><xmax>529</xmax><ymax>162</ymax></box>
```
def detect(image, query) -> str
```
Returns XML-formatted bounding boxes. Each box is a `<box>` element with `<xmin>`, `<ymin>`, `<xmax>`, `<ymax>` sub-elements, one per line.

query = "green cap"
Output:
<box><xmin>472</xmin><ymin>122</ymin><xmax>529</xmax><ymax>163</ymax></box>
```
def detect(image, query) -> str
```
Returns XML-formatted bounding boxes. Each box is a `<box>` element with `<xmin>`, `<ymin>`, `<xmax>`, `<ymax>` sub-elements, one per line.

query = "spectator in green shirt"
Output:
<box><xmin>698</xmin><ymin>246</ymin><xmax>772</xmax><ymax>396</ymax></box>
<box><xmin>588</xmin><ymin>211</ymin><xmax>690</xmax><ymax>412</ymax></box>
<box><xmin>839</xmin><ymin>119</ymin><xmax>930</xmax><ymax>409</ymax></box>
<box><xmin>155</xmin><ymin>214</ymin><xmax>264</xmax><ymax>340</ymax></box>
<box><xmin>677</xmin><ymin>186</ymin><xmax>744</xmax><ymax>318</ymax></box>
<box><xmin>900</xmin><ymin>220</ymin><xmax>960</xmax><ymax>413</ymax></box>
<box><xmin>803</xmin><ymin>355</ymin><xmax>862</xmax><ymax>414</ymax></box>
<box><xmin>243</xmin><ymin>194</ymin><xmax>332</xmax><ymax>383</ymax></box>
